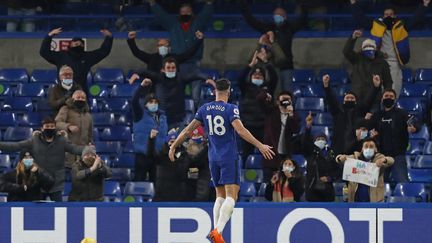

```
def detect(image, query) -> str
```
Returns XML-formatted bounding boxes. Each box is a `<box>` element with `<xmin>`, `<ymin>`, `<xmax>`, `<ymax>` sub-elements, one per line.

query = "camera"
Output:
<box><xmin>280</xmin><ymin>99</ymin><xmax>291</xmax><ymax>107</ymax></box>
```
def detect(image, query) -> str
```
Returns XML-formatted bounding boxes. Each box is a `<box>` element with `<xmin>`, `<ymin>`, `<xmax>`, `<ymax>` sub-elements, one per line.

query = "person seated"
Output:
<box><xmin>265</xmin><ymin>158</ymin><xmax>304</xmax><ymax>202</ymax></box>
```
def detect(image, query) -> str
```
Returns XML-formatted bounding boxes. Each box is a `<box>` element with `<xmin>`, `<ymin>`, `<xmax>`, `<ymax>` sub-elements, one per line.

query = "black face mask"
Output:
<box><xmin>69</xmin><ymin>45</ymin><xmax>84</xmax><ymax>54</ymax></box>
<box><xmin>382</xmin><ymin>98</ymin><xmax>395</xmax><ymax>108</ymax></box>
<box><xmin>179</xmin><ymin>14</ymin><xmax>192</xmax><ymax>23</ymax></box>
<box><xmin>74</xmin><ymin>100</ymin><xmax>86</xmax><ymax>109</ymax></box>
<box><xmin>343</xmin><ymin>101</ymin><xmax>356</xmax><ymax>110</ymax></box>
<box><xmin>43</xmin><ymin>129</ymin><xmax>56</xmax><ymax>139</ymax></box>
<box><xmin>383</xmin><ymin>16</ymin><xmax>396</xmax><ymax>30</ymax></box>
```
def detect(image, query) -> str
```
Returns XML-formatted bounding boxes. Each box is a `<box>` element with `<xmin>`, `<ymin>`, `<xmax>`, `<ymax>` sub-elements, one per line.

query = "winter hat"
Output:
<box><xmin>19</xmin><ymin>150</ymin><xmax>33</xmax><ymax>160</ymax></box>
<box><xmin>314</xmin><ymin>133</ymin><xmax>327</xmax><ymax>142</ymax></box>
<box><xmin>354</xmin><ymin>119</ymin><xmax>371</xmax><ymax>130</ymax></box>
<box><xmin>81</xmin><ymin>146</ymin><xmax>96</xmax><ymax>158</ymax></box>
<box><xmin>166</xmin><ymin>128</ymin><xmax>179</xmax><ymax>143</ymax></box>
<box><xmin>361</xmin><ymin>39</ymin><xmax>377</xmax><ymax>51</ymax></box>
<box><xmin>143</xmin><ymin>93</ymin><xmax>158</xmax><ymax>105</ymax></box>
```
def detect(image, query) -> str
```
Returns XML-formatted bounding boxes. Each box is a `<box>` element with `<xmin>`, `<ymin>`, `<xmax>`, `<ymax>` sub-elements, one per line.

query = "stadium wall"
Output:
<box><xmin>0</xmin><ymin>37</ymin><xmax>431</xmax><ymax>73</ymax></box>
<box><xmin>0</xmin><ymin>202</ymin><xmax>431</xmax><ymax>243</ymax></box>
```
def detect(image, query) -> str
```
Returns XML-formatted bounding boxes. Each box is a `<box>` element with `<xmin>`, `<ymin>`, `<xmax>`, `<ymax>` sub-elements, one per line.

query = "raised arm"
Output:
<box><xmin>195</xmin><ymin>1</ymin><xmax>215</xmax><ymax>29</ymax></box>
<box><xmin>291</xmin><ymin>4</ymin><xmax>309</xmax><ymax>33</ymax></box>
<box><xmin>169</xmin><ymin>119</ymin><xmax>202</xmax><ymax>161</ymax></box>
<box><xmin>0</xmin><ymin>139</ymin><xmax>33</xmax><ymax>152</ymax></box>
<box><xmin>405</xmin><ymin>0</ymin><xmax>430</xmax><ymax>31</ymax></box>
<box><xmin>265</xmin><ymin>63</ymin><xmax>278</xmax><ymax>95</ymax></box>
<box><xmin>322</xmin><ymin>75</ymin><xmax>342</xmax><ymax>116</ymax></box>
<box><xmin>64</xmin><ymin>141</ymin><xmax>85</xmax><ymax>155</ymax></box>
<box><xmin>86</xmin><ymin>29</ymin><xmax>113</xmax><ymax>66</ymax></box>
<box><xmin>301</xmin><ymin>112</ymin><xmax>315</xmax><ymax>155</ymax></box>
<box><xmin>350</xmin><ymin>0</ymin><xmax>372</xmax><ymax>29</ymax></box>
<box><xmin>127</xmin><ymin>31</ymin><xmax>153</xmax><ymax>64</ymax></box>
<box><xmin>149</xmin><ymin>1</ymin><xmax>176</xmax><ymax>30</ymax></box>
<box><xmin>131</xmin><ymin>79</ymin><xmax>152</xmax><ymax>123</ymax></box>
<box><xmin>39</xmin><ymin>28</ymin><xmax>62</xmax><ymax>64</ymax></box>
<box><xmin>240</xmin><ymin>0</ymin><xmax>272</xmax><ymax>33</ymax></box>
<box><xmin>343</xmin><ymin>31</ymin><xmax>362</xmax><ymax>64</ymax></box>
<box><xmin>175</xmin><ymin>31</ymin><xmax>204</xmax><ymax>63</ymax></box>
<box><xmin>360</xmin><ymin>75</ymin><xmax>381</xmax><ymax>111</ymax></box>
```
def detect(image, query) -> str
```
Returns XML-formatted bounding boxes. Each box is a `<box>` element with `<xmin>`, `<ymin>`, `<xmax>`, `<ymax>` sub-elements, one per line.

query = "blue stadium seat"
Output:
<box><xmin>295</xmin><ymin>97</ymin><xmax>325</xmax><ymax>112</ymax></box>
<box><xmin>333</xmin><ymin>84</ymin><xmax>352</xmax><ymax>97</ymax></box>
<box><xmin>415</xmin><ymin>68</ymin><xmax>432</xmax><ymax>82</ymax></box>
<box><xmin>257</xmin><ymin>183</ymin><xmax>267</xmax><ymax>197</ymax></box>
<box><xmin>94</xmin><ymin>141</ymin><xmax>122</xmax><ymax>154</ymax></box>
<box><xmin>104</xmin><ymin>181</ymin><xmax>122</xmax><ymax>198</ymax></box>
<box><xmin>201</xmin><ymin>68</ymin><xmax>220</xmax><ymax>79</ymax></box>
<box><xmin>242</xmin><ymin>169</ymin><xmax>263</xmax><ymax>183</ymax></box>
<box><xmin>397</xmin><ymin>98</ymin><xmax>423</xmax><ymax>117</ymax></box>
<box><xmin>116</xmin><ymin>113</ymin><xmax>132</xmax><ymax>126</ymax></box>
<box><xmin>99</xmin><ymin>154</ymin><xmax>115</xmax><ymax>167</ymax></box>
<box><xmin>292</xmin><ymin>69</ymin><xmax>315</xmax><ymax>84</ymax></box>
<box><xmin>406</xmin><ymin>139</ymin><xmax>425</xmax><ymax>155</ymax></box>
<box><xmin>100</xmin><ymin>126</ymin><xmax>132</xmax><ymax>141</ymax></box>
<box><xmin>409</xmin><ymin>125</ymin><xmax>430</xmax><ymax>141</ymax></box>
<box><xmin>408</xmin><ymin>169</ymin><xmax>432</xmax><ymax>183</ymax></box>
<box><xmin>393</xmin><ymin>183</ymin><xmax>427</xmax><ymax>202</ymax></box>
<box><xmin>406</xmin><ymin>155</ymin><xmax>416</xmax><ymax>168</ymax></box>
<box><xmin>15</xmin><ymin>83</ymin><xmax>46</xmax><ymax>97</ymax></box>
<box><xmin>313</xmin><ymin>112</ymin><xmax>333</xmax><ymax>126</ymax></box>
<box><xmin>239</xmin><ymin>182</ymin><xmax>257</xmax><ymax>201</ymax></box>
<box><xmin>2</xmin><ymin>97</ymin><xmax>33</xmax><ymax>111</ymax></box>
<box><xmin>92</xmin><ymin>113</ymin><xmax>115</xmax><ymax>127</ymax></box>
<box><xmin>318</xmin><ymin>68</ymin><xmax>349</xmax><ymax>84</ymax></box>
<box><xmin>30</xmin><ymin>69</ymin><xmax>58</xmax><ymax>84</ymax></box>
<box><xmin>400</xmin><ymin>84</ymin><xmax>429</xmax><ymax>97</ymax></box>
<box><xmin>34</xmin><ymin>99</ymin><xmax>52</xmax><ymax>112</ymax></box>
<box><xmin>200</xmin><ymin>84</ymin><xmax>215</xmax><ymax>102</ymax></box>
<box><xmin>89</xmin><ymin>98</ymin><xmax>99</xmax><ymax>113</ymax></box>
<box><xmin>110</xmin><ymin>84</ymin><xmax>137</xmax><ymax>98</ymax></box>
<box><xmin>0</xmin><ymin>68</ymin><xmax>28</xmax><ymax>83</ymax></box>
<box><xmin>222</xmin><ymin>69</ymin><xmax>241</xmax><ymax>82</ymax></box>
<box><xmin>100</xmin><ymin>98</ymin><xmax>130</xmax><ymax>112</ymax></box>
<box><xmin>0</xmin><ymin>155</ymin><xmax>11</xmax><ymax>171</ymax></box>
<box><xmin>413</xmin><ymin>155</ymin><xmax>432</xmax><ymax>169</ymax></box>
<box><xmin>107</xmin><ymin>168</ymin><xmax>132</xmax><ymax>181</ymax></box>
<box><xmin>93</xmin><ymin>68</ymin><xmax>124</xmax><ymax>83</ymax></box>
<box><xmin>88</xmin><ymin>84</ymin><xmax>109</xmax><ymax>98</ymax></box>
<box><xmin>124</xmin><ymin>181</ymin><xmax>155</xmax><ymax>201</ymax></box>
<box><xmin>423</xmin><ymin>141</ymin><xmax>432</xmax><ymax>154</ymax></box>
<box><xmin>291</xmin><ymin>85</ymin><xmax>302</xmax><ymax>98</ymax></box>
<box><xmin>113</xmin><ymin>153</ymin><xmax>135</xmax><ymax>168</ymax></box>
<box><xmin>310</xmin><ymin>125</ymin><xmax>331</xmax><ymax>138</ymax></box>
<box><xmin>63</xmin><ymin>182</ymin><xmax>72</xmax><ymax>196</ymax></box>
<box><xmin>384</xmin><ymin>183</ymin><xmax>392</xmax><ymax>200</ymax></box>
<box><xmin>291</xmin><ymin>154</ymin><xmax>307</xmax><ymax>168</ymax></box>
<box><xmin>0</xmin><ymin>84</ymin><xmax>14</xmax><ymax>97</ymax></box>
<box><xmin>3</xmin><ymin>127</ymin><xmax>33</xmax><ymax>141</ymax></box>
<box><xmin>183</xmin><ymin>111</ymin><xmax>194</xmax><ymax>124</ymax></box>
<box><xmin>387</xmin><ymin>196</ymin><xmax>417</xmax><ymax>203</ymax></box>
<box><xmin>302</xmin><ymin>84</ymin><xmax>325</xmax><ymax>97</ymax></box>
<box><xmin>123</xmin><ymin>141</ymin><xmax>134</xmax><ymax>153</ymax></box>
<box><xmin>245</xmin><ymin>154</ymin><xmax>263</xmax><ymax>169</ymax></box>
<box><xmin>185</xmin><ymin>99</ymin><xmax>195</xmax><ymax>112</ymax></box>
<box><xmin>402</xmin><ymin>69</ymin><xmax>413</xmax><ymax>83</ymax></box>
<box><xmin>0</xmin><ymin>112</ymin><xmax>16</xmax><ymax>127</ymax></box>
<box><xmin>17</xmin><ymin>112</ymin><xmax>42</xmax><ymax>127</ymax></box>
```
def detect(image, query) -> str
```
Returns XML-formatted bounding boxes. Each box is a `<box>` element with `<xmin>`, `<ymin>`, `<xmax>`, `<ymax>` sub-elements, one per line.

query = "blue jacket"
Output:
<box><xmin>151</xmin><ymin>3</ymin><xmax>214</xmax><ymax>63</ymax></box>
<box><xmin>133</xmin><ymin>109</ymin><xmax>168</xmax><ymax>155</ymax></box>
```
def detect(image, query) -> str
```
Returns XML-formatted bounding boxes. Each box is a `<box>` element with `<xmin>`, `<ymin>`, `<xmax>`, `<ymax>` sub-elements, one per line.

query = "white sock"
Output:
<box><xmin>216</xmin><ymin>197</ymin><xmax>235</xmax><ymax>233</ymax></box>
<box><xmin>213</xmin><ymin>197</ymin><xmax>225</xmax><ymax>227</ymax></box>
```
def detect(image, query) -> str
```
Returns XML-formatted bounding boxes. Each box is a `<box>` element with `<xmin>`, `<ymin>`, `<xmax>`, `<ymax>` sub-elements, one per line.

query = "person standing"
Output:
<box><xmin>48</xmin><ymin>65</ymin><xmax>82</xmax><ymax>114</ymax></box>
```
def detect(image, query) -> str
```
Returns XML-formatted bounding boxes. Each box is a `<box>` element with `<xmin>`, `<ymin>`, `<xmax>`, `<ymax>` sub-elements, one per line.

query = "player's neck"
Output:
<box><xmin>215</xmin><ymin>95</ymin><xmax>228</xmax><ymax>103</ymax></box>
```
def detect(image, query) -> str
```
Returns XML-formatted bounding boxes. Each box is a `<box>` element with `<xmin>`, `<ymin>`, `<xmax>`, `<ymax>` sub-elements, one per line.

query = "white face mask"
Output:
<box><xmin>61</xmin><ymin>79</ymin><xmax>73</xmax><ymax>90</ymax></box>
<box><xmin>360</xmin><ymin>130</ymin><xmax>368</xmax><ymax>140</ymax></box>
<box><xmin>314</xmin><ymin>140</ymin><xmax>327</xmax><ymax>150</ymax></box>
<box><xmin>363</xmin><ymin>148</ymin><xmax>375</xmax><ymax>160</ymax></box>
<box><xmin>158</xmin><ymin>46</ymin><xmax>169</xmax><ymax>56</ymax></box>
<box><xmin>165</xmin><ymin>71</ymin><xmax>176</xmax><ymax>79</ymax></box>
<box><xmin>282</xmin><ymin>165</ymin><xmax>294</xmax><ymax>173</ymax></box>
<box><xmin>251</xmin><ymin>78</ymin><xmax>264</xmax><ymax>86</ymax></box>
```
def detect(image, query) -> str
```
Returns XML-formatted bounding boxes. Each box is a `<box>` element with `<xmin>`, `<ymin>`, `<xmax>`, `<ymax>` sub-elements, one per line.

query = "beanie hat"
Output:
<box><xmin>82</xmin><ymin>146</ymin><xmax>96</xmax><ymax>158</ymax></box>
<box><xmin>362</xmin><ymin>39</ymin><xmax>377</xmax><ymax>51</ymax></box>
<box><xmin>165</xmin><ymin>128</ymin><xmax>178</xmax><ymax>143</ymax></box>
<box><xmin>314</xmin><ymin>133</ymin><xmax>327</xmax><ymax>141</ymax></box>
<box><xmin>19</xmin><ymin>150</ymin><xmax>33</xmax><ymax>160</ymax></box>
<box><xmin>354</xmin><ymin>118</ymin><xmax>371</xmax><ymax>130</ymax></box>
<box><xmin>143</xmin><ymin>93</ymin><xmax>158</xmax><ymax>105</ymax></box>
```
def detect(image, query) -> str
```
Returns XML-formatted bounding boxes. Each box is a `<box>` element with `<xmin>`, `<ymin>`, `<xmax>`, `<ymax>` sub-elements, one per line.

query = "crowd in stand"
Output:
<box><xmin>0</xmin><ymin>0</ymin><xmax>430</xmax><ymax>203</ymax></box>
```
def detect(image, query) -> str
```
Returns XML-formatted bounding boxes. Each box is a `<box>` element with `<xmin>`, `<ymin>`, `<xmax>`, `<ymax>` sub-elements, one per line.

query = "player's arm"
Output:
<box><xmin>169</xmin><ymin>119</ymin><xmax>202</xmax><ymax>162</ymax></box>
<box><xmin>231</xmin><ymin>119</ymin><xmax>275</xmax><ymax>160</ymax></box>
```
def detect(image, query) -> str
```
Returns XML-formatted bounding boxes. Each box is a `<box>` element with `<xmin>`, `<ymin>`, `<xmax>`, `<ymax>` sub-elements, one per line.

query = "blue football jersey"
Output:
<box><xmin>195</xmin><ymin>101</ymin><xmax>240</xmax><ymax>162</ymax></box>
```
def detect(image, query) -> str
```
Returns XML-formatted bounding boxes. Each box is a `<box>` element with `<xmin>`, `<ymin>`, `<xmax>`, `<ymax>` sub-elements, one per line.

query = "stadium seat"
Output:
<box><xmin>408</xmin><ymin>169</ymin><xmax>432</xmax><ymax>183</ymax></box>
<box><xmin>423</xmin><ymin>141</ymin><xmax>432</xmax><ymax>154</ymax></box>
<box><xmin>397</xmin><ymin>98</ymin><xmax>423</xmax><ymax>112</ymax></box>
<box><xmin>15</xmin><ymin>83</ymin><xmax>46</xmax><ymax>97</ymax></box>
<box><xmin>123</xmin><ymin>141</ymin><xmax>134</xmax><ymax>153</ymax></box>
<box><xmin>406</xmin><ymin>155</ymin><xmax>416</xmax><ymax>168</ymax></box>
<box><xmin>310</xmin><ymin>125</ymin><xmax>331</xmax><ymax>138</ymax></box>
<box><xmin>384</xmin><ymin>183</ymin><xmax>392</xmax><ymax>200</ymax></box>
<box><xmin>415</xmin><ymin>68</ymin><xmax>432</xmax><ymax>82</ymax></box>
<box><xmin>93</xmin><ymin>68</ymin><xmax>124</xmax><ymax>83</ymax></box>
<box><xmin>292</xmin><ymin>69</ymin><xmax>315</xmax><ymax>84</ymax></box>
<box><xmin>318</xmin><ymin>68</ymin><xmax>349</xmax><ymax>84</ymax></box>
<box><xmin>124</xmin><ymin>181</ymin><xmax>155</xmax><ymax>201</ymax></box>
<box><xmin>387</xmin><ymin>196</ymin><xmax>417</xmax><ymax>203</ymax></box>
<box><xmin>17</xmin><ymin>112</ymin><xmax>43</xmax><ymax>127</ymax></box>
<box><xmin>107</xmin><ymin>168</ymin><xmax>132</xmax><ymax>181</ymax></box>
<box><xmin>239</xmin><ymin>182</ymin><xmax>257</xmax><ymax>201</ymax></box>
<box><xmin>222</xmin><ymin>69</ymin><xmax>241</xmax><ymax>82</ymax></box>
<box><xmin>104</xmin><ymin>181</ymin><xmax>122</xmax><ymax>198</ymax></box>
<box><xmin>333</xmin><ymin>84</ymin><xmax>352</xmax><ymax>97</ymax></box>
<box><xmin>88</xmin><ymin>84</ymin><xmax>109</xmax><ymax>98</ymax></box>
<box><xmin>185</xmin><ymin>99</ymin><xmax>195</xmax><ymax>112</ymax></box>
<box><xmin>242</xmin><ymin>169</ymin><xmax>263</xmax><ymax>183</ymax></box>
<box><xmin>200</xmin><ymin>84</ymin><xmax>215</xmax><ymax>102</ymax></box>
<box><xmin>313</xmin><ymin>112</ymin><xmax>333</xmax><ymax>126</ymax></box>
<box><xmin>116</xmin><ymin>113</ymin><xmax>132</xmax><ymax>126</ymax></box>
<box><xmin>63</xmin><ymin>182</ymin><xmax>72</xmax><ymax>196</ymax></box>
<box><xmin>100</xmin><ymin>126</ymin><xmax>132</xmax><ymax>141</ymax></box>
<box><xmin>295</xmin><ymin>97</ymin><xmax>325</xmax><ymax>112</ymax></box>
<box><xmin>0</xmin><ymin>112</ymin><xmax>16</xmax><ymax>127</ymax></box>
<box><xmin>257</xmin><ymin>183</ymin><xmax>267</xmax><ymax>197</ymax></box>
<box><xmin>183</xmin><ymin>111</ymin><xmax>194</xmax><ymax>124</ymax></box>
<box><xmin>30</xmin><ymin>69</ymin><xmax>58</xmax><ymax>84</ymax></box>
<box><xmin>291</xmin><ymin>85</ymin><xmax>302</xmax><ymax>98</ymax></box>
<box><xmin>113</xmin><ymin>153</ymin><xmax>135</xmax><ymax>168</ymax></box>
<box><xmin>92</xmin><ymin>113</ymin><xmax>115</xmax><ymax>127</ymax></box>
<box><xmin>409</xmin><ymin>125</ymin><xmax>430</xmax><ymax>141</ymax></box>
<box><xmin>100</xmin><ymin>98</ymin><xmax>130</xmax><ymax>112</ymax></box>
<box><xmin>291</xmin><ymin>154</ymin><xmax>307</xmax><ymax>168</ymax></box>
<box><xmin>406</xmin><ymin>139</ymin><xmax>425</xmax><ymax>155</ymax></box>
<box><xmin>3</xmin><ymin>127</ymin><xmax>33</xmax><ymax>141</ymax></box>
<box><xmin>201</xmin><ymin>68</ymin><xmax>220</xmax><ymax>79</ymax></box>
<box><xmin>0</xmin><ymin>68</ymin><xmax>28</xmax><ymax>83</ymax></box>
<box><xmin>2</xmin><ymin>97</ymin><xmax>33</xmax><ymax>111</ymax></box>
<box><xmin>245</xmin><ymin>154</ymin><xmax>263</xmax><ymax>169</ymax></box>
<box><xmin>400</xmin><ymin>83</ymin><xmax>429</xmax><ymax>97</ymax></box>
<box><xmin>302</xmin><ymin>84</ymin><xmax>325</xmax><ymax>97</ymax></box>
<box><xmin>402</xmin><ymin>69</ymin><xmax>413</xmax><ymax>83</ymax></box>
<box><xmin>0</xmin><ymin>84</ymin><xmax>14</xmax><ymax>97</ymax></box>
<box><xmin>99</xmin><ymin>154</ymin><xmax>115</xmax><ymax>167</ymax></box>
<box><xmin>110</xmin><ymin>84</ymin><xmax>137</xmax><ymax>98</ymax></box>
<box><xmin>0</xmin><ymin>155</ymin><xmax>11</xmax><ymax>171</ymax></box>
<box><xmin>33</xmin><ymin>99</ymin><xmax>52</xmax><ymax>112</ymax></box>
<box><xmin>94</xmin><ymin>141</ymin><xmax>122</xmax><ymax>154</ymax></box>
<box><xmin>413</xmin><ymin>155</ymin><xmax>432</xmax><ymax>169</ymax></box>
<box><xmin>393</xmin><ymin>183</ymin><xmax>427</xmax><ymax>202</ymax></box>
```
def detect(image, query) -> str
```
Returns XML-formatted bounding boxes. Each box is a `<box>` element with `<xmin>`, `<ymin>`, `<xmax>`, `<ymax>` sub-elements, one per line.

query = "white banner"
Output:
<box><xmin>342</xmin><ymin>158</ymin><xmax>379</xmax><ymax>187</ymax></box>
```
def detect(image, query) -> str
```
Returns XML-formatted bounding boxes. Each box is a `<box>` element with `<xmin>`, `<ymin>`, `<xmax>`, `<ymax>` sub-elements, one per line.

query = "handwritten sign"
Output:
<box><xmin>342</xmin><ymin>158</ymin><xmax>379</xmax><ymax>187</ymax></box>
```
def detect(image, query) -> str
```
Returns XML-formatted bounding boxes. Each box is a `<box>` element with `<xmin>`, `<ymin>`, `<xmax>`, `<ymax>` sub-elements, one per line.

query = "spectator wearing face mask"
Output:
<box><xmin>350</xmin><ymin>118</ymin><xmax>372</xmax><ymax>153</ymax></box>
<box><xmin>343</xmin><ymin>30</ymin><xmax>392</xmax><ymax>110</ymax></box>
<box><xmin>48</xmin><ymin>65</ymin><xmax>83</xmax><ymax>114</ymax></box>
<box><xmin>302</xmin><ymin>112</ymin><xmax>340</xmax><ymax>202</ymax></box>
<box><xmin>368</xmin><ymin>89</ymin><xmax>421</xmax><ymax>183</ymax></box>
<box><xmin>323</xmin><ymin>74</ymin><xmax>381</xmax><ymax>155</ymax></box>
<box><xmin>148</xmin><ymin>0</ymin><xmax>214</xmax><ymax>107</ymax></box>
<box><xmin>129</xmin><ymin>57</ymin><xmax>211</xmax><ymax>129</ymax></box>
<box><xmin>40</xmin><ymin>27</ymin><xmax>113</xmax><ymax>94</ymax></box>
<box><xmin>265</xmin><ymin>158</ymin><xmax>304</xmax><ymax>202</ymax></box>
<box><xmin>262</xmin><ymin>91</ymin><xmax>301</xmax><ymax>182</ymax></box>
<box><xmin>68</xmin><ymin>147</ymin><xmax>112</xmax><ymax>202</ymax></box>
<box><xmin>241</xmin><ymin>0</ymin><xmax>309</xmax><ymax>91</ymax></box>
<box><xmin>336</xmin><ymin>138</ymin><xmax>394</xmax><ymax>202</ymax></box>
<box><xmin>350</xmin><ymin>0</ymin><xmax>430</xmax><ymax>96</ymax></box>
<box><xmin>55</xmin><ymin>90</ymin><xmax>93</xmax><ymax>168</ymax></box>
<box><xmin>127</xmin><ymin>30</ymin><xmax>204</xmax><ymax>73</ymax></box>
<box><xmin>0</xmin><ymin>117</ymin><xmax>86</xmax><ymax>202</ymax></box>
<box><xmin>131</xmin><ymin>78</ymin><xmax>168</xmax><ymax>182</ymax></box>
<box><xmin>0</xmin><ymin>151</ymin><xmax>54</xmax><ymax>202</ymax></box>
<box><xmin>239</xmin><ymin>54</ymin><xmax>278</xmax><ymax>161</ymax></box>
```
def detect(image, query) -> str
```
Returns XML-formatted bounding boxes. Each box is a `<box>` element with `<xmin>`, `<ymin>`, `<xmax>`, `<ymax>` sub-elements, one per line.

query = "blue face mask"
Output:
<box><xmin>314</xmin><ymin>140</ymin><xmax>327</xmax><ymax>150</ymax></box>
<box><xmin>363</xmin><ymin>148</ymin><xmax>375</xmax><ymax>160</ymax></box>
<box><xmin>146</xmin><ymin>103</ymin><xmax>158</xmax><ymax>113</ymax></box>
<box><xmin>273</xmin><ymin>15</ymin><xmax>284</xmax><ymax>25</ymax></box>
<box><xmin>23</xmin><ymin>158</ymin><xmax>33</xmax><ymax>169</ymax></box>
<box><xmin>251</xmin><ymin>78</ymin><xmax>264</xmax><ymax>86</ymax></box>
<box><xmin>360</xmin><ymin>130</ymin><xmax>368</xmax><ymax>140</ymax></box>
<box><xmin>62</xmin><ymin>79</ymin><xmax>73</xmax><ymax>86</ymax></box>
<box><xmin>362</xmin><ymin>50</ymin><xmax>376</xmax><ymax>59</ymax></box>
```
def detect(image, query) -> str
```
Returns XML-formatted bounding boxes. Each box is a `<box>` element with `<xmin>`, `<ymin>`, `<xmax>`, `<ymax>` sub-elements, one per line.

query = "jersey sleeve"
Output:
<box><xmin>194</xmin><ymin>105</ymin><xmax>204</xmax><ymax>122</ymax></box>
<box><xmin>229</xmin><ymin>105</ymin><xmax>241</xmax><ymax>123</ymax></box>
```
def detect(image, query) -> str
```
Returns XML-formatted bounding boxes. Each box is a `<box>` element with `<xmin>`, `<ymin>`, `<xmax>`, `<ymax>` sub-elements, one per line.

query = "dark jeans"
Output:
<box><xmin>384</xmin><ymin>154</ymin><xmax>409</xmax><ymax>183</ymax></box>
<box><xmin>44</xmin><ymin>191</ymin><xmax>63</xmax><ymax>202</ymax></box>
<box><xmin>134</xmin><ymin>153</ymin><xmax>156</xmax><ymax>182</ymax></box>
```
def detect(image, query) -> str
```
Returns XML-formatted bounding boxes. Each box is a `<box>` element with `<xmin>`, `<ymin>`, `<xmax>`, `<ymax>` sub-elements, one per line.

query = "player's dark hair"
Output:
<box><xmin>382</xmin><ymin>88</ymin><xmax>397</xmax><ymax>98</ymax></box>
<box><xmin>162</xmin><ymin>57</ymin><xmax>177</xmax><ymax>68</ymax></box>
<box><xmin>215</xmin><ymin>78</ymin><xmax>231</xmax><ymax>91</ymax></box>
<box><xmin>42</xmin><ymin>117</ymin><xmax>56</xmax><ymax>125</ymax></box>
<box><xmin>362</xmin><ymin>137</ymin><xmax>378</xmax><ymax>148</ymax></box>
